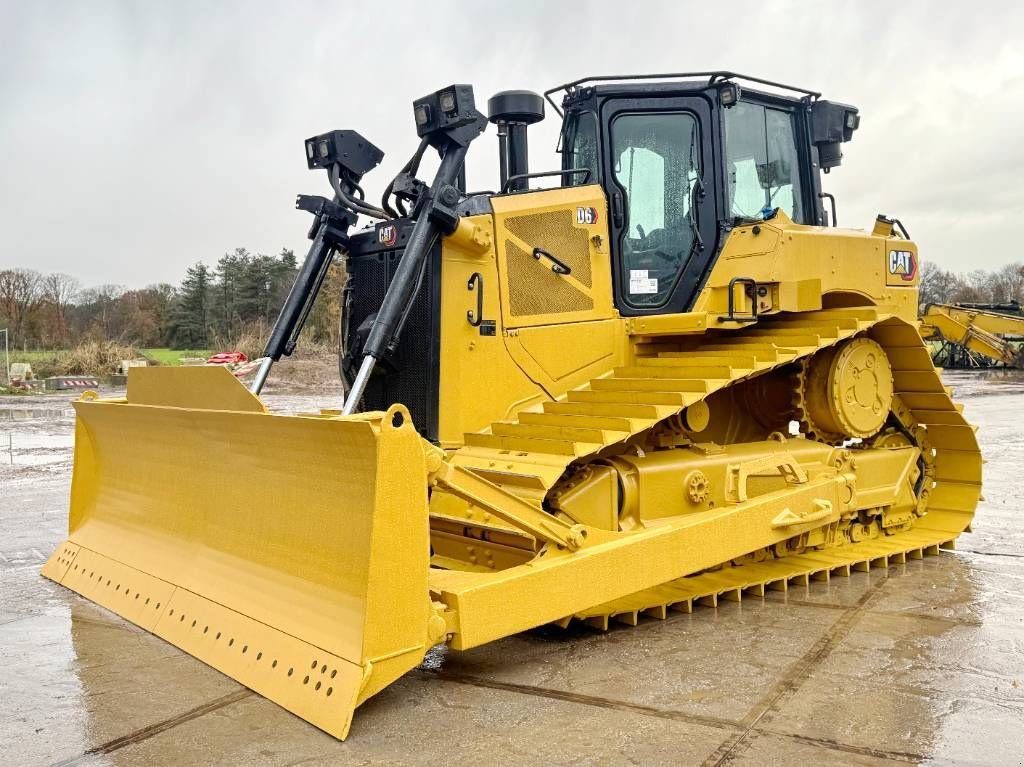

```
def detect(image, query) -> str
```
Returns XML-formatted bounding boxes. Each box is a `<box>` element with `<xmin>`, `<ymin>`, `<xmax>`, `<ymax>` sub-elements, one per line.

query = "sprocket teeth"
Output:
<box><xmin>792</xmin><ymin>359</ymin><xmax>843</xmax><ymax>444</ymax></box>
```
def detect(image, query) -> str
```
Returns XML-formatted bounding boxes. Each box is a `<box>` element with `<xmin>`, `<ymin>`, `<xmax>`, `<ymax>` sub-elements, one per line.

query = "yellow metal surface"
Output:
<box><xmin>434</xmin><ymin>473</ymin><xmax>848</xmax><ymax>649</ymax></box>
<box><xmin>455</xmin><ymin>308</ymin><xmax>882</xmax><ymax>484</ymax></box>
<box><xmin>920</xmin><ymin>302</ymin><xmax>1024</xmax><ymax>365</ymax></box>
<box><xmin>125</xmin><ymin>365</ymin><xmax>268</xmax><ymax>411</ymax></box>
<box><xmin>42</xmin><ymin>370</ymin><xmax>436</xmax><ymax>740</ymax></box>
<box><xmin>443</xmin><ymin>308</ymin><xmax>980</xmax><ymax>638</ymax></box>
<box><xmin>691</xmin><ymin>211</ymin><xmax>920</xmax><ymax>323</ymax></box>
<box><xmin>505</xmin><ymin>318</ymin><xmax>624</xmax><ymax>393</ymax></box>
<box><xmin>436</xmin><ymin>213</ymin><xmax>549</xmax><ymax>445</ymax></box>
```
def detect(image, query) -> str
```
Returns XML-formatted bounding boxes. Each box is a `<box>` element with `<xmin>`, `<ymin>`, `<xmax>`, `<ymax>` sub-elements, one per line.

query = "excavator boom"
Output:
<box><xmin>921</xmin><ymin>302</ymin><xmax>1024</xmax><ymax>366</ymax></box>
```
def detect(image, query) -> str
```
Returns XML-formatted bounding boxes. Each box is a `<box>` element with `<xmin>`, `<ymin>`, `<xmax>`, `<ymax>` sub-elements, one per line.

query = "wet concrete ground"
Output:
<box><xmin>2</xmin><ymin>373</ymin><xmax>1023</xmax><ymax>766</ymax></box>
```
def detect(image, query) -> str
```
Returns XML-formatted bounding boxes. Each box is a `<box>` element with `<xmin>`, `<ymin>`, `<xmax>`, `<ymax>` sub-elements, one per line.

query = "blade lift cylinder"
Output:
<box><xmin>250</xmin><ymin>130</ymin><xmax>381</xmax><ymax>395</ymax></box>
<box><xmin>343</xmin><ymin>84</ymin><xmax>487</xmax><ymax>413</ymax></box>
<box><xmin>342</xmin><ymin>143</ymin><xmax>469</xmax><ymax>414</ymax></box>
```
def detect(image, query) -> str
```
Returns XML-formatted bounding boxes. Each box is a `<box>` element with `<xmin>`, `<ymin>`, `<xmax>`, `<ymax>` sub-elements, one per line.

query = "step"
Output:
<box><xmin>688</xmin><ymin>345</ymin><xmax>796</xmax><ymax>362</ymax></box>
<box><xmin>700</xmin><ymin>341</ymin><xmax>811</xmax><ymax>355</ymax></box>
<box><xmin>636</xmin><ymin>354</ymin><xmax>759</xmax><ymax>368</ymax></box>
<box><xmin>520</xmin><ymin>410</ymin><xmax>639</xmax><ymax>430</ymax></box>
<box><xmin>659</xmin><ymin>349</ymin><xmax>773</xmax><ymax>361</ymax></box>
<box><xmin>540</xmin><ymin>401</ymin><xmax>670</xmax><ymax>420</ymax></box>
<box><xmin>463</xmin><ymin>431</ymin><xmax>597</xmax><ymax>456</ymax></box>
<box><xmin>736</xmin><ymin>333</ymin><xmax>825</xmax><ymax>347</ymax></box>
<box><xmin>614</xmin><ymin>365</ymin><xmax>738</xmax><ymax>379</ymax></box>
<box><xmin>631</xmin><ymin>341</ymin><xmax>696</xmax><ymax>355</ymax></box>
<box><xmin>568</xmin><ymin>389</ymin><xmax>694</xmax><ymax>407</ymax></box>
<box><xmin>491</xmin><ymin>421</ymin><xmax>625</xmax><ymax>444</ymax></box>
<box><xmin>591</xmin><ymin>377</ymin><xmax>712</xmax><ymax>393</ymax></box>
<box><xmin>745</xmin><ymin>327</ymin><xmax>832</xmax><ymax>340</ymax></box>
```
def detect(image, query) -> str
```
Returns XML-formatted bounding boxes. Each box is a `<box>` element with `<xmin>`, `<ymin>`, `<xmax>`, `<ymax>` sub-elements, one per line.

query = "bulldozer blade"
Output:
<box><xmin>42</xmin><ymin>367</ymin><xmax>435</xmax><ymax>740</ymax></box>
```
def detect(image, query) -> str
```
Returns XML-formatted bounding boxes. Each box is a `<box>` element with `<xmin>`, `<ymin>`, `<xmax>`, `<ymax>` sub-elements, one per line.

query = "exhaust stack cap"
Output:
<box><xmin>487</xmin><ymin>90</ymin><xmax>545</xmax><ymax>125</ymax></box>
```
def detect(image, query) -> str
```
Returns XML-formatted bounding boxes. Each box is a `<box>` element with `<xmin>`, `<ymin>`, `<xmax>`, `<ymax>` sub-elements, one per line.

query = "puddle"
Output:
<box><xmin>2</xmin><ymin>371</ymin><xmax>1023</xmax><ymax>765</ymax></box>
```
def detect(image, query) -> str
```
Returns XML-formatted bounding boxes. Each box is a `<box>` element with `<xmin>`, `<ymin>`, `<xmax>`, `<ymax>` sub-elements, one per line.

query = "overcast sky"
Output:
<box><xmin>1</xmin><ymin>1</ymin><xmax>1022</xmax><ymax>288</ymax></box>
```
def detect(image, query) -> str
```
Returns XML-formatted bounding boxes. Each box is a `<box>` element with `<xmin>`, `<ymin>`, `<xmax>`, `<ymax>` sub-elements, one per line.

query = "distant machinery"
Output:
<box><xmin>920</xmin><ymin>301</ymin><xmax>1024</xmax><ymax>368</ymax></box>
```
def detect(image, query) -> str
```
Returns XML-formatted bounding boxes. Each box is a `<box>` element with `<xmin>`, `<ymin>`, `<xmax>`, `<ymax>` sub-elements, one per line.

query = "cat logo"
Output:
<box><xmin>888</xmin><ymin>249</ymin><xmax>917</xmax><ymax>281</ymax></box>
<box><xmin>576</xmin><ymin>206</ymin><xmax>598</xmax><ymax>225</ymax></box>
<box><xmin>377</xmin><ymin>224</ymin><xmax>398</xmax><ymax>247</ymax></box>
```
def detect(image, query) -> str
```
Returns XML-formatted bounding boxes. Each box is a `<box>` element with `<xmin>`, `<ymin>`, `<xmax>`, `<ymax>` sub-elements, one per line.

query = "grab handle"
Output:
<box><xmin>467</xmin><ymin>272</ymin><xmax>484</xmax><ymax>326</ymax></box>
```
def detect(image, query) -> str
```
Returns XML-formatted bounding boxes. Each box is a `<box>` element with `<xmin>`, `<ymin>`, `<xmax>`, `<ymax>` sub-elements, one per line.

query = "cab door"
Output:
<box><xmin>491</xmin><ymin>184</ymin><xmax>615</xmax><ymax>330</ymax></box>
<box><xmin>489</xmin><ymin>185</ymin><xmax>621</xmax><ymax>397</ymax></box>
<box><xmin>600</xmin><ymin>96</ymin><xmax>717</xmax><ymax>316</ymax></box>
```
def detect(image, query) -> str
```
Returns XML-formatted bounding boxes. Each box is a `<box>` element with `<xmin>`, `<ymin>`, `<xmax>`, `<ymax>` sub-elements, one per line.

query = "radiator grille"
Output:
<box><xmin>343</xmin><ymin>231</ymin><xmax>441</xmax><ymax>440</ymax></box>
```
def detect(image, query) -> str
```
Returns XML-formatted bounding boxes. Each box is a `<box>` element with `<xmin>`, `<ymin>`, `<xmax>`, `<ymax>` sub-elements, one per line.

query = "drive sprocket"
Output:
<box><xmin>794</xmin><ymin>337</ymin><xmax>894</xmax><ymax>443</ymax></box>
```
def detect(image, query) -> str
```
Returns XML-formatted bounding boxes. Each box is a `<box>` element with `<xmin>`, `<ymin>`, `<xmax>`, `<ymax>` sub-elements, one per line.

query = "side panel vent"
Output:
<box><xmin>505</xmin><ymin>241</ymin><xmax>594</xmax><ymax>317</ymax></box>
<box><xmin>505</xmin><ymin>210</ymin><xmax>593</xmax><ymax>287</ymax></box>
<box><xmin>491</xmin><ymin>186</ymin><xmax>615</xmax><ymax>329</ymax></box>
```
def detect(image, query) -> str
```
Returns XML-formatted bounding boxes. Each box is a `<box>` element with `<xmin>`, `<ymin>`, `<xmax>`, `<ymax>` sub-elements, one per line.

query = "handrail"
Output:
<box><xmin>544</xmin><ymin>71</ymin><xmax>821</xmax><ymax>117</ymax></box>
<box><xmin>499</xmin><ymin>168</ymin><xmax>592</xmax><ymax>194</ymax></box>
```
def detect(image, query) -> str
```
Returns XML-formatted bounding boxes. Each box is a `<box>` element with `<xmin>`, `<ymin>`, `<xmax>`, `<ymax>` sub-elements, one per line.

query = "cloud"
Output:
<box><xmin>1</xmin><ymin>0</ymin><xmax>1022</xmax><ymax>286</ymax></box>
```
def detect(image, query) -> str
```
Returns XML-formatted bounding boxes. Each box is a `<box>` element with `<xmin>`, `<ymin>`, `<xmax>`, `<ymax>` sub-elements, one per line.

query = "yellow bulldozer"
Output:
<box><xmin>43</xmin><ymin>73</ymin><xmax>982</xmax><ymax>740</ymax></box>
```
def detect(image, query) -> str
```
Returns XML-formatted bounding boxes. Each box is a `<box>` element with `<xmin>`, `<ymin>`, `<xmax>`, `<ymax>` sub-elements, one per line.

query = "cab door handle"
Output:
<box><xmin>612</xmin><ymin>191</ymin><xmax>625</xmax><ymax>228</ymax></box>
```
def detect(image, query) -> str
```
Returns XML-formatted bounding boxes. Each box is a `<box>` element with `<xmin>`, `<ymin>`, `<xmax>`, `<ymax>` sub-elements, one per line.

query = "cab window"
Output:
<box><xmin>724</xmin><ymin>102</ymin><xmax>804</xmax><ymax>222</ymax></box>
<box><xmin>564</xmin><ymin>111</ymin><xmax>599</xmax><ymax>185</ymax></box>
<box><xmin>610</xmin><ymin>112</ymin><xmax>701</xmax><ymax>308</ymax></box>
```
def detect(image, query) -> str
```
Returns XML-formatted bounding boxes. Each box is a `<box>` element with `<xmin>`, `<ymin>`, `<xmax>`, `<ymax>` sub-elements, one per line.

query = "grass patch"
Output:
<box><xmin>5</xmin><ymin>345</ymin><xmax>210</xmax><ymax>378</ymax></box>
<box><xmin>7</xmin><ymin>349</ymin><xmax>57</xmax><ymax>363</ymax></box>
<box><xmin>142</xmin><ymin>348</ymin><xmax>211</xmax><ymax>366</ymax></box>
<box><xmin>7</xmin><ymin>349</ymin><xmax>60</xmax><ymax>377</ymax></box>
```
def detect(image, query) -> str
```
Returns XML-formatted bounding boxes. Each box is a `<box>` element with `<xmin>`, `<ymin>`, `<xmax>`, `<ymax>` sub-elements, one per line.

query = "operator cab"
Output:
<box><xmin>551</xmin><ymin>73</ymin><xmax>859</xmax><ymax>316</ymax></box>
<box><xmin>328</xmin><ymin>75</ymin><xmax>859</xmax><ymax>440</ymax></box>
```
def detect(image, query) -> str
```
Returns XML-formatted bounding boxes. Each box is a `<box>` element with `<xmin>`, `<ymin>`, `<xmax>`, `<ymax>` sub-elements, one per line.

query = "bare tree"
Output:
<box><xmin>0</xmin><ymin>268</ymin><xmax>44</xmax><ymax>346</ymax></box>
<box><xmin>80</xmin><ymin>283</ymin><xmax>126</xmax><ymax>339</ymax></box>
<box><xmin>42</xmin><ymin>272</ymin><xmax>80</xmax><ymax>343</ymax></box>
<box><xmin>964</xmin><ymin>270</ymin><xmax>994</xmax><ymax>303</ymax></box>
<box><xmin>918</xmin><ymin>261</ymin><xmax>960</xmax><ymax>309</ymax></box>
<box><xmin>991</xmin><ymin>263</ymin><xmax>1024</xmax><ymax>304</ymax></box>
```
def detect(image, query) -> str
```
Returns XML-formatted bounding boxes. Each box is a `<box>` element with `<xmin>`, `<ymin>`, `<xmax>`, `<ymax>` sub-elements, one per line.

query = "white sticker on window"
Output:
<box><xmin>629</xmin><ymin>269</ymin><xmax>658</xmax><ymax>294</ymax></box>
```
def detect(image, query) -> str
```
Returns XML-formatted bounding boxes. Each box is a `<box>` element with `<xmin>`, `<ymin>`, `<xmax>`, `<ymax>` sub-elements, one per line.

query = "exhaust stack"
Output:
<box><xmin>487</xmin><ymin>90</ymin><xmax>544</xmax><ymax>192</ymax></box>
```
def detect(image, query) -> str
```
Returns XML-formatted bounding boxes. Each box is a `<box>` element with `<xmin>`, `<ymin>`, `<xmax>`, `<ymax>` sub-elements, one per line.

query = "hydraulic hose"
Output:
<box><xmin>381</xmin><ymin>137</ymin><xmax>430</xmax><ymax>218</ymax></box>
<box><xmin>330</xmin><ymin>164</ymin><xmax>389</xmax><ymax>220</ymax></box>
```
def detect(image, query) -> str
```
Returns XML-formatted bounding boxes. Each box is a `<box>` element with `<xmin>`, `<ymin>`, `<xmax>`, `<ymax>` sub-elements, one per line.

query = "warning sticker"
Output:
<box><xmin>629</xmin><ymin>269</ymin><xmax>658</xmax><ymax>294</ymax></box>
